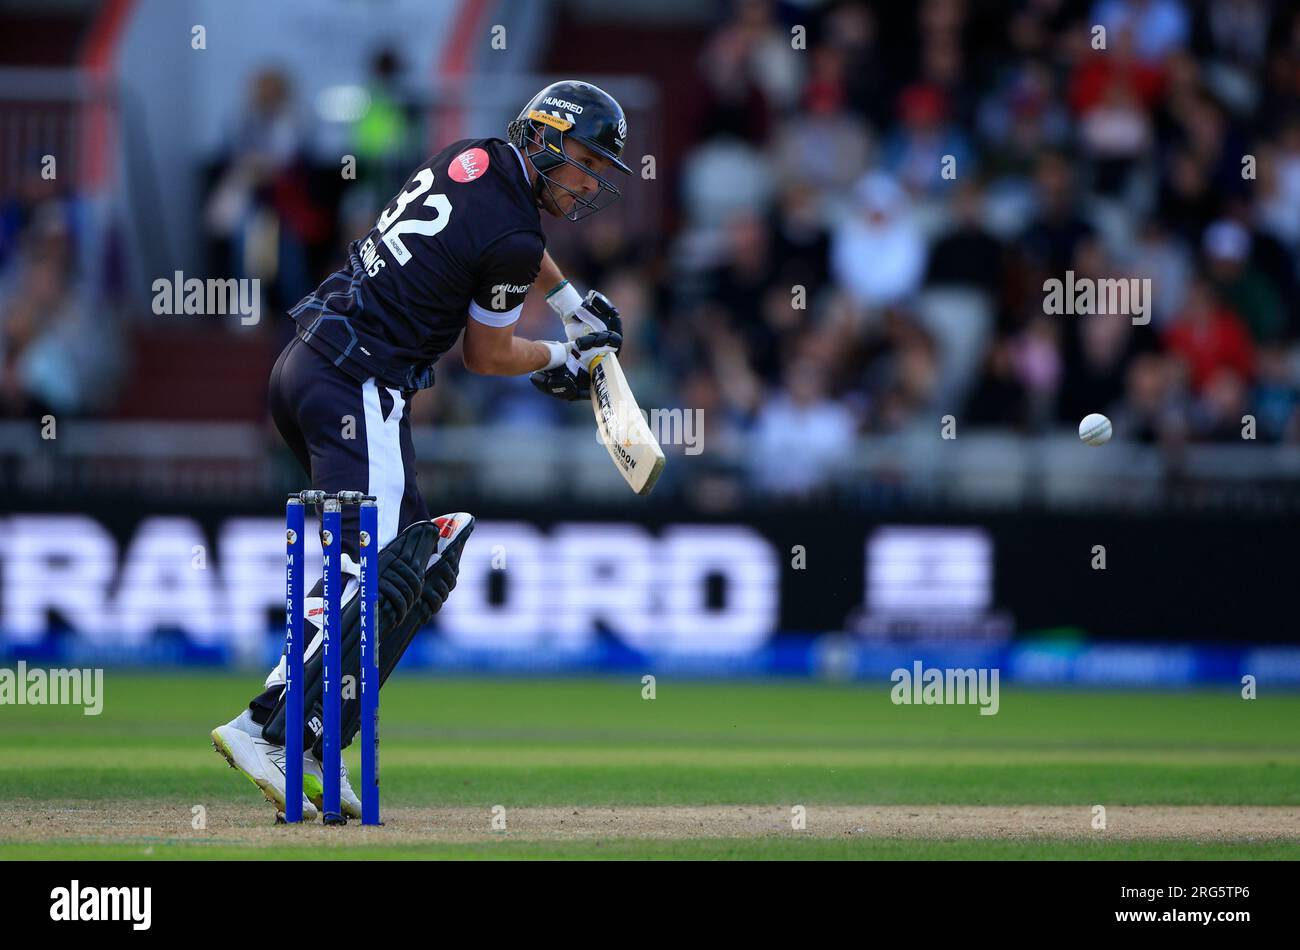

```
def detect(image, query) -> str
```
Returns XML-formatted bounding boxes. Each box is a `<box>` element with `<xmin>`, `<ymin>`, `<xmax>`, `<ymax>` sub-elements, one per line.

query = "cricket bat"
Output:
<box><xmin>589</xmin><ymin>352</ymin><xmax>665</xmax><ymax>495</ymax></box>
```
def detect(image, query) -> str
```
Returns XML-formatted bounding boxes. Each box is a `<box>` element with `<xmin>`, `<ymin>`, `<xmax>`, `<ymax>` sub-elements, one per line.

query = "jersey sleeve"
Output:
<box><xmin>468</xmin><ymin>230</ymin><xmax>544</xmax><ymax>327</ymax></box>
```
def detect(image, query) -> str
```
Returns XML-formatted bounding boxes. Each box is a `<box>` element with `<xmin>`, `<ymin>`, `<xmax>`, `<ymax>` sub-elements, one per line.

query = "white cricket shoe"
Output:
<box><xmin>211</xmin><ymin>711</ymin><xmax>318</xmax><ymax>820</ymax></box>
<box><xmin>304</xmin><ymin>752</ymin><xmax>363</xmax><ymax>820</ymax></box>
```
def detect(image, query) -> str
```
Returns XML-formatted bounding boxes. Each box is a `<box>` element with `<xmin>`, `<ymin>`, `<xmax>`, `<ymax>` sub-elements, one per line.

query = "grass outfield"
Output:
<box><xmin>2</xmin><ymin>673</ymin><xmax>1298</xmax><ymax>859</ymax></box>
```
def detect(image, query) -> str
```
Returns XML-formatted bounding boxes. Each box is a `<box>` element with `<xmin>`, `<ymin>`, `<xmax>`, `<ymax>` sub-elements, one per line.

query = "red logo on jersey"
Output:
<box><xmin>449</xmin><ymin>148</ymin><xmax>489</xmax><ymax>183</ymax></box>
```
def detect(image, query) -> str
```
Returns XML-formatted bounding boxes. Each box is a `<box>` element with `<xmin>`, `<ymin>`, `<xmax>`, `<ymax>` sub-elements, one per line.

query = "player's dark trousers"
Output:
<box><xmin>250</xmin><ymin>333</ymin><xmax>431</xmax><ymax>724</ymax></box>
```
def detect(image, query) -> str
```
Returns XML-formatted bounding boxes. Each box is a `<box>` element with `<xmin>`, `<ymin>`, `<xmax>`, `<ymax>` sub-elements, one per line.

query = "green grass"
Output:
<box><xmin>2</xmin><ymin>673</ymin><xmax>1298</xmax><ymax>859</ymax></box>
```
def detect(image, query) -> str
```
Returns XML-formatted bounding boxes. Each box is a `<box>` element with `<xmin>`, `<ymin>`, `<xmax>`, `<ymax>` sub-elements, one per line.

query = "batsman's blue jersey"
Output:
<box><xmin>290</xmin><ymin>138</ymin><xmax>545</xmax><ymax>391</ymax></box>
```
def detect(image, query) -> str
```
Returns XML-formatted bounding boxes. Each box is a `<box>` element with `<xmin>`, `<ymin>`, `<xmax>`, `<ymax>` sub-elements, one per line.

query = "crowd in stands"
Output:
<box><xmin>4</xmin><ymin>0</ymin><xmax>1300</xmax><ymax>496</ymax></box>
<box><xmin>464</xmin><ymin>0</ymin><xmax>1300</xmax><ymax>494</ymax></box>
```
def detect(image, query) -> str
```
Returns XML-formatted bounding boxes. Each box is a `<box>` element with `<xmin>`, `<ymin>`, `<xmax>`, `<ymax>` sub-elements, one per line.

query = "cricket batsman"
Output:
<box><xmin>212</xmin><ymin>80</ymin><xmax>633</xmax><ymax>819</ymax></box>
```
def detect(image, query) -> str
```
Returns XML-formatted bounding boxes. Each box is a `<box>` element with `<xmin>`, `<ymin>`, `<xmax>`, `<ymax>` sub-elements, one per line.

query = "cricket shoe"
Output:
<box><xmin>211</xmin><ymin>711</ymin><xmax>318</xmax><ymax>820</ymax></box>
<box><xmin>303</xmin><ymin>753</ymin><xmax>362</xmax><ymax>821</ymax></box>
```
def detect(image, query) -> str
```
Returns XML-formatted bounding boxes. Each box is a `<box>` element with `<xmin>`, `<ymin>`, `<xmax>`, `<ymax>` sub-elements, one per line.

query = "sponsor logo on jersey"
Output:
<box><xmin>449</xmin><ymin>147</ymin><xmax>490</xmax><ymax>183</ymax></box>
<box><xmin>492</xmin><ymin>283</ymin><xmax>531</xmax><ymax>298</ymax></box>
<box><xmin>542</xmin><ymin>96</ymin><xmax>584</xmax><ymax>114</ymax></box>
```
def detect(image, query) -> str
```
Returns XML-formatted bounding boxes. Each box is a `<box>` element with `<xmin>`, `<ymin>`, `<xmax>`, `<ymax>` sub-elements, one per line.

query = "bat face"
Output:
<box><xmin>590</xmin><ymin>353</ymin><xmax>665</xmax><ymax>495</ymax></box>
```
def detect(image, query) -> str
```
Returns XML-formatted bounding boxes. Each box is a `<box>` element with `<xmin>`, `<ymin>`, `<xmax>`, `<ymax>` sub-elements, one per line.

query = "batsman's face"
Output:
<box><xmin>540</xmin><ymin>139</ymin><xmax>614</xmax><ymax>217</ymax></box>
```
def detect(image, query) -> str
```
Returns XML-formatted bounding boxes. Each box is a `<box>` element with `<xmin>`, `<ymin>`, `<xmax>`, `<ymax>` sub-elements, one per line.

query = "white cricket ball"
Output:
<box><xmin>1079</xmin><ymin>413</ymin><xmax>1112</xmax><ymax>446</ymax></box>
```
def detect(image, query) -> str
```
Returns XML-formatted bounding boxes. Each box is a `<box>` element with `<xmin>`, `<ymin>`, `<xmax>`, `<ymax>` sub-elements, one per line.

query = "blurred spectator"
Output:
<box><xmin>680</xmin><ymin>130</ymin><xmax>775</xmax><ymax>232</ymax></box>
<box><xmin>1</xmin><ymin>158</ymin><xmax>81</xmax><ymax>277</ymax></box>
<box><xmin>205</xmin><ymin>69</ymin><xmax>303</xmax><ymax>243</ymax></box>
<box><xmin>1164</xmin><ymin>91</ymin><xmax>1244</xmax><ymax>198</ymax></box>
<box><xmin>1253</xmin><ymin>125</ymin><xmax>1300</xmax><ymax>248</ymax></box>
<box><xmin>1077</xmin><ymin>65</ymin><xmax>1154</xmax><ymax>195</ymax></box>
<box><xmin>769</xmin><ymin>183</ymin><xmax>832</xmax><ymax>294</ymax></box>
<box><xmin>1164</xmin><ymin>277</ymin><xmax>1255</xmax><ymax>391</ymax></box>
<box><xmin>1253</xmin><ymin>344</ymin><xmax>1300</xmax><ymax>441</ymax></box>
<box><xmin>1261</xmin><ymin>9</ymin><xmax>1300</xmax><ymax>118</ymax></box>
<box><xmin>872</xmin><ymin>317</ymin><xmax>940</xmax><ymax>431</ymax></box>
<box><xmin>748</xmin><ymin>356</ymin><xmax>856</xmax><ymax>495</ymax></box>
<box><xmin>1054</xmin><ymin>236</ymin><xmax>1160</xmax><ymax>423</ymax></box>
<box><xmin>824</xmin><ymin>1</ymin><xmax>889</xmax><ymax>127</ymax></box>
<box><xmin>700</xmin><ymin>0</ymin><xmax>803</xmax><ymax>126</ymax></box>
<box><xmin>570</xmin><ymin>213</ymin><xmax>645</xmax><ymax>290</ymax></box>
<box><xmin>0</xmin><ymin>211</ymin><xmax>122</xmax><ymax>416</ymax></box>
<box><xmin>697</xmin><ymin>212</ymin><xmax>793</xmax><ymax>386</ymax></box>
<box><xmin>965</xmin><ymin>339</ymin><xmax>1030</xmax><ymax>429</ymax></box>
<box><xmin>353</xmin><ymin>48</ymin><xmax>419</xmax><ymax>192</ymax></box>
<box><xmin>1118</xmin><ymin>351</ymin><xmax>1187</xmax><ymax>443</ymax></box>
<box><xmin>1190</xmin><ymin>366</ymin><xmax>1251</xmax><ymax>440</ymax></box>
<box><xmin>977</xmin><ymin>59</ymin><xmax>1071</xmax><ymax>185</ymax></box>
<box><xmin>923</xmin><ymin>181</ymin><xmax>1003</xmax><ymax>298</ymax></box>
<box><xmin>918</xmin><ymin>17</ymin><xmax>977</xmax><ymax>126</ymax></box>
<box><xmin>1010</xmin><ymin>316</ymin><xmax>1064</xmax><ymax>427</ymax></box>
<box><xmin>1130</xmin><ymin>219</ymin><xmax>1193</xmax><ymax>329</ymax></box>
<box><xmin>1196</xmin><ymin>0</ymin><xmax>1271</xmax><ymax>113</ymax></box>
<box><xmin>831</xmin><ymin>172</ymin><xmax>926</xmax><ymax>309</ymax></box>
<box><xmin>1202</xmin><ymin>219</ymin><xmax>1285</xmax><ymax>343</ymax></box>
<box><xmin>881</xmin><ymin>83</ymin><xmax>973</xmax><ymax>196</ymax></box>
<box><xmin>337</xmin><ymin>47</ymin><xmax>422</xmax><ymax>243</ymax></box>
<box><xmin>771</xmin><ymin>47</ymin><xmax>873</xmax><ymax>200</ymax></box>
<box><xmin>1157</xmin><ymin>147</ymin><xmax>1218</xmax><ymax>244</ymax></box>
<box><xmin>1221</xmin><ymin>197</ymin><xmax>1300</xmax><ymax>339</ymax></box>
<box><xmin>204</xmin><ymin>68</ymin><xmax>330</xmax><ymax>317</ymax></box>
<box><xmin>1018</xmin><ymin>153</ymin><xmax>1096</xmax><ymax>276</ymax></box>
<box><xmin>1057</xmin><ymin>308</ymin><xmax>1159</xmax><ymax>423</ymax></box>
<box><xmin>1090</xmin><ymin>0</ymin><xmax>1190</xmax><ymax>65</ymax></box>
<box><xmin>1069</xmin><ymin>26</ymin><xmax>1166</xmax><ymax>117</ymax></box>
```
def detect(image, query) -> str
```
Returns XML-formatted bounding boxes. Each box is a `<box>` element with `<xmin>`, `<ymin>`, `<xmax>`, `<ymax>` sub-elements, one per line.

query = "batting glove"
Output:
<box><xmin>547</xmin><ymin>284</ymin><xmax>622</xmax><ymax>343</ymax></box>
<box><xmin>529</xmin><ymin>326</ymin><xmax>622</xmax><ymax>400</ymax></box>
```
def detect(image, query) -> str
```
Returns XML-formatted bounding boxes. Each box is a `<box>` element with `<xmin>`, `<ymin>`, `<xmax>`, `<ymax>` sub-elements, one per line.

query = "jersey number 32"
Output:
<box><xmin>375</xmin><ymin>168</ymin><xmax>453</xmax><ymax>267</ymax></box>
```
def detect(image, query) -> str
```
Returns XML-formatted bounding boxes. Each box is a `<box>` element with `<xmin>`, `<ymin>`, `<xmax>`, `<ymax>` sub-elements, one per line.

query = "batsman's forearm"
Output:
<box><xmin>536</xmin><ymin>250</ymin><xmax>567</xmax><ymax>295</ymax></box>
<box><xmin>467</xmin><ymin>337</ymin><xmax>562</xmax><ymax>376</ymax></box>
<box><xmin>537</xmin><ymin>251</ymin><xmax>584</xmax><ymax>318</ymax></box>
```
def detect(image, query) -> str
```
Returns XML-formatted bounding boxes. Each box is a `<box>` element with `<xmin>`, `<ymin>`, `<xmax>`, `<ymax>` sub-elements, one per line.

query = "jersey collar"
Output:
<box><xmin>508</xmin><ymin>143</ymin><xmax>532</xmax><ymax>188</ymax></box>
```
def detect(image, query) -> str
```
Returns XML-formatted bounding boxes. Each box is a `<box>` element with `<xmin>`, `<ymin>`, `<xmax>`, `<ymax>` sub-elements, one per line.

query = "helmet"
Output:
<box><xmin>508</xmin><ymin>79</ymin><xmax>632</xmax><ymax>221</ymax></box>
